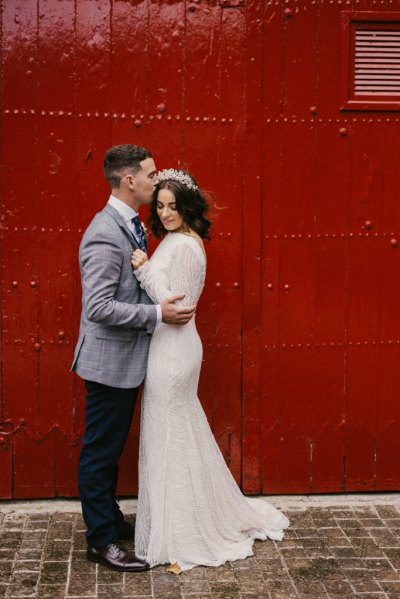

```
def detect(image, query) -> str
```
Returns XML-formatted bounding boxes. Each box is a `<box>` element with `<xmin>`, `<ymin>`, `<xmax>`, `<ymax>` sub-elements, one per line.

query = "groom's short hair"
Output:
<box><xmin>104</xmin><ymin>144</ymin><xmax>152</xmax><ymax>188</ymax></box>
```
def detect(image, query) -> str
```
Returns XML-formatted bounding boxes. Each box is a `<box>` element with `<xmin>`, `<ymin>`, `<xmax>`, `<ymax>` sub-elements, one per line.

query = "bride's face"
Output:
<box><xmin>156</xmin><ymin>188</ymin><xmax>184</xmax><ymax>232</ymax></box>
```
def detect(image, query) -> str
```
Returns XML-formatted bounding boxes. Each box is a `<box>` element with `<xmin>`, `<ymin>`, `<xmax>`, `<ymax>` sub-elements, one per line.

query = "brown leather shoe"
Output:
<box><xmin>87</xmin><ymin>542</ymin><xmax>150</xmax><ymax>572</ymax></box>
<box><xmin>115</xmin><ymin>520</ymin><xmax>135</xmax><ymax>540</ymax></box>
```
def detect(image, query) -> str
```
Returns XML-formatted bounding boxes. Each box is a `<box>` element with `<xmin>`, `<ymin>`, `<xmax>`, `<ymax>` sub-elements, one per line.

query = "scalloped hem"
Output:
<box><xmin>138</xmin><ymin>525</ymin><xmax>288</xmax><ymax>572</ymax></box>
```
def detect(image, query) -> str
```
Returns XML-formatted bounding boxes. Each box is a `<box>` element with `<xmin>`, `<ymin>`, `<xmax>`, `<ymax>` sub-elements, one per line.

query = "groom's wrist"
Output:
<box><xmin>154</xmin><ymin>305</ymin><xmax>162</xmax><ymax>331</ymax></box>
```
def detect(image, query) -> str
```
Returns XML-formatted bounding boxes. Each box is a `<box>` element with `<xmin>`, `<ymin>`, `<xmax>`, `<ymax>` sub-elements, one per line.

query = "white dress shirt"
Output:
<box><xmin>108</xmin><ymin>195</ymin><xmax>162</xmax><ymax>329</ymax></box>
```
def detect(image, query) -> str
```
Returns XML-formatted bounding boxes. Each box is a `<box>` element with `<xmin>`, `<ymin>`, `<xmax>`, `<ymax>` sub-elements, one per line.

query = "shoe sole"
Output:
<box><xmin>87</xmin><ymin>552</ymin><xmax>150</xmax><ymax>572</ymax></box>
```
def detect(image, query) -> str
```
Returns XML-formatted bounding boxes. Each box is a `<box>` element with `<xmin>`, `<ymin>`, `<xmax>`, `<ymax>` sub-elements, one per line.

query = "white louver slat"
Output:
<box><xmin>355</xmin><ymin>29</ymin><xmax>400</xmax><ymax>95</ymax></box>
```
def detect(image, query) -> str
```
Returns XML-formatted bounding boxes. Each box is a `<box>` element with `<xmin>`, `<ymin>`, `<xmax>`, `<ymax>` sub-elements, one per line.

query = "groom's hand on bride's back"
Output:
<box><xmin>161</xmin><ymin>295</ymin><xmax>196</xmax><ymax>325</ymax></box>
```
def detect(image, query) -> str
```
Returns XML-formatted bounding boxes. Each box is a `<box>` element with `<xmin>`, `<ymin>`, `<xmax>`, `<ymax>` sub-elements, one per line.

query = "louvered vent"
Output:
<box><xmin>355</xmin><ymin>29</ymin><xmax>400</xmax><ymax>96</ymax></box>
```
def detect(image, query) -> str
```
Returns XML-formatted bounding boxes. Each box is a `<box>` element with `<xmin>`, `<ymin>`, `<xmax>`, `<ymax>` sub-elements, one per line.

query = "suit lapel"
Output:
<box><xmin>103</xmin><ymin>204</ymin><xmax>140</xmax><ymax>250</ymax></box>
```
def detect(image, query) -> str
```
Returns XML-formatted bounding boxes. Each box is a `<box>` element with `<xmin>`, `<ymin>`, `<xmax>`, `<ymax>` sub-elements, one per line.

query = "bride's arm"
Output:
<box><xmin>133</xmin><ymin>242</ymin><xmax>204</xmax><ymax>307</ymax></box>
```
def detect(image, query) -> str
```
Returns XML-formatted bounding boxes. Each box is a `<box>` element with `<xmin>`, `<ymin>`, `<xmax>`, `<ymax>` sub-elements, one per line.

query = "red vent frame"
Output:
<box><xmin>340</xmin><ymin>11</ymin><xmax>400</xmax><ymax>111</ymax></box>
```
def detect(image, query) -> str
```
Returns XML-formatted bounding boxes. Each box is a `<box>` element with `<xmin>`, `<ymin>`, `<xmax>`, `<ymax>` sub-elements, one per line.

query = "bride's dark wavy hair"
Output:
<box><xmin>149</xmin><ymin>171</ymin><xmax>212</xmax><ymax>240</ymax></box>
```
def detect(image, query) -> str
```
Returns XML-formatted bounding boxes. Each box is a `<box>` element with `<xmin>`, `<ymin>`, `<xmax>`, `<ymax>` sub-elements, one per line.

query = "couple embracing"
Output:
<box><xmin>71</xmin><ymin>144</ymin><xmax>290</xmax><ymax>574</ymax></box>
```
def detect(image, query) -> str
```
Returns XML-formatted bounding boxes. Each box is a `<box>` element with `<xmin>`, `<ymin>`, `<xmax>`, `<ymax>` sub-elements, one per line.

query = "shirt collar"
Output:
<box><xmin>108</xmin><ymin>195</ymin><xmax>138</xmax><ymax>222</ymax></box>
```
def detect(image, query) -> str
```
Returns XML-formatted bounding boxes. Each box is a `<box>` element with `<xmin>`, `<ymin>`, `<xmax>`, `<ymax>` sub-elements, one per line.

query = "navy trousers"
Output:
<box><xmin>78</xmin><ymin>380</ymin><xmax>139</xmax><ymax>548</ymax></box>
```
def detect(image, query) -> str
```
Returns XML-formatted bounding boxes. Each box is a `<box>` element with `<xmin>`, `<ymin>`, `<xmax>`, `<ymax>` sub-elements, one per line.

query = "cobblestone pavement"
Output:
<box><xmin>2</xmin><ymin>503</ymin><xmax>400</xmax><ymax>598</ymax></box>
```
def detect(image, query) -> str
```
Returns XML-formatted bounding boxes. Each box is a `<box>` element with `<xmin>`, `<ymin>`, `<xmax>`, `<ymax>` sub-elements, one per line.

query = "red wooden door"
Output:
<box><xmin>1</xmin><ymin>1</ymin><xmax>399</xmax><ymax>498</ymax></box>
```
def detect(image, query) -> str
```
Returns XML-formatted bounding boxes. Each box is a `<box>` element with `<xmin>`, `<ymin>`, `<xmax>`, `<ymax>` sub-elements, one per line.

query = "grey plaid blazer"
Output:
<box><xmin>71</xmin><ymin>203</ymin><xmax>157</xmax><ymax>389</ymax></box>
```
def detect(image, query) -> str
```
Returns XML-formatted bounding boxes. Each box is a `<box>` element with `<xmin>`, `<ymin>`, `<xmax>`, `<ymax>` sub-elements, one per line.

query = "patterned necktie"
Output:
<box><xmin>132</xmin><ymin>215</ymin><xmax>147</xmax><ymax>251</ymax></box>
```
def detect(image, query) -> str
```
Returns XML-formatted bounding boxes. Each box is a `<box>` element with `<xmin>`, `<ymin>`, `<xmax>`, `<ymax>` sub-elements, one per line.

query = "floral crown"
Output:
<box><xmin>157</xmin><ymin>168</ymin><xmax>198</xmax><ymax>191</ymax></box>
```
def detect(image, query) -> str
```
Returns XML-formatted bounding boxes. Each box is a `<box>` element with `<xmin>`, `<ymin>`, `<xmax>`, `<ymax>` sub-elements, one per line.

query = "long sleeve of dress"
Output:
<box><xmin>134</xmin><ymin>241</ymin><xmax>205</xmax><ymax>307</ymax></box>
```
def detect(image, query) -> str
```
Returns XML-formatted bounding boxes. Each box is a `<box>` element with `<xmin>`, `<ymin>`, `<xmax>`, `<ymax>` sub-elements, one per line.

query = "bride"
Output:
<box><xmin>130</xmin><ymin>169</ymin><xmax>290</xmax><ymax>572</ymax></box>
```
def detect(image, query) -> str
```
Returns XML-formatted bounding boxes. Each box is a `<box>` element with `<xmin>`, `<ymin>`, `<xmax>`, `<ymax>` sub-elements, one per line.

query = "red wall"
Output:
<box><xmin>1</xmin><ymin>0</ymin><xmax>400</xmax><ymax>498</ymax></box>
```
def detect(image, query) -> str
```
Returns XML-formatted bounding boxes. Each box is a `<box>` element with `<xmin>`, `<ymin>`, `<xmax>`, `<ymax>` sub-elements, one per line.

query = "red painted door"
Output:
<box><xmin>1</xmin><ymin>1</ymin><xmax>400</xmax><ymax>498</ymax></box>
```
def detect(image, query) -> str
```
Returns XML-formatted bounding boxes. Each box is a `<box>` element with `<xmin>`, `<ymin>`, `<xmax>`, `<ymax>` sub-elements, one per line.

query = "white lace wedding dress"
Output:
<box><xmin>133</xmin><ymin>232</ymin><xmax>290</xmax><ymax>571</ymax></box>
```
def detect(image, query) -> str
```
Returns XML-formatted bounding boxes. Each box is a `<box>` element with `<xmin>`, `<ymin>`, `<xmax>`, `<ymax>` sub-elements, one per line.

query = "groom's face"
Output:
<box><xmin>130</xmin><ymin>157</ymin><xmax>158</xmax><ymax>205</ymax></box>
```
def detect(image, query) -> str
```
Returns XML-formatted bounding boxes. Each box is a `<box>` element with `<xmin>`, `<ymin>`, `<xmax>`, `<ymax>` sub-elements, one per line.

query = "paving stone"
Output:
<box><xmin>296</xmin><ymin>527</ymin><xmax>322</xmax><ymax>538</ymax></box>
<box><xmin>336</xmin><ymin>518</ymin><xmax>361</xmax><ymax>528</ymax></box>
<box><xmin>36</xmin><ymin>584</ymin><xmax>67</xmax><ymax>598</ymax></box>
<box><xmin>380</xmin><ymin>580</ymin><xmax>400</xmax><ymax>592</ymax></box>
<box><xmin>153</xmin><ymin>590</ymin><xmax>182</xmax><ymax>599</ymax></box>
<box><xmin>313</xmin><ymin>519</ymin><xmax>338</xmax><ymax>529</ymax></box>
<box><xmin>370</xmin><ymin>569</ymin><xmax>400</xmax><ymax>582</ymax></box>
<box><xmin>257</xmin><ymin>557</ymin><xmax>284</xmax><ymax>577</ymax></box>
<box><xmin>353</xmin><ymin>506</ymin><xmax>378</xmax><ymax>517</ymax></box>
<box><xmin>330</xmin><ymin>546</ymin><xmax>358</xmax><ymax>558</ymax></box>
<box><xmin>305</xmin><ymin>546</ymin><xmax>335</xmax><ymax>558</ymax></box>
<box><xmin>267</xmin><ymin>582</ymin><xmax>298</xmax><ymax>598</ymax></box>
<box><xmin>50</xmin><ymin>513</ymin><xmax>76</xmax><ymax>523</ymax></box>
<box><xmin>375</xmin><ymin>506</ymin><xmax>400</xmax><ymax>518</ymax></box>
<box><xmin>326</xmin><ymin>538</ymin><xmax>353</xmax><ymax>547</ymax></box>
<box><xmin>252</xmin><ymin>542</ymin><xmax>281</xmax><ymax>557</ymax></box>
<box><xmin>230</xmin><ymin>558</ymin><xmax>260</xmax><ymax>572</ymax></box>
<box><xmin>361</xmin><ymin>518</ymin><xmax>387</xmax><ymax>528</ymax></box>
<box><xmin>330</xmin><ymin>509</ymin><xmax>355</xmax><ymax>518</ymax></box>
<box><xmin>6</xmin><ymin>571</ymin><xmax>39</xmax><ymax>597</ymax></box>
<box><xmin>347</xmin><ymin>595</ymin><xmax>386</xmax><ymax>599</ymax></box>
<box><xmin>286</xmin><ymin>514</ymin><xmax>314</xmax><ymax>528</ymax></box>
<box><xmin>2</xmin><ymin>521</ymin><xmax>24</xmax><ymax>531</ymax></box>
<box><xmin>290</xmin><ymin>556</ymin><xmax>343</xmax><ymax>581</ymax></box>
<box><xmin>47</xmin><ymin>522</ymin><xmax>73</xmax><ymax>541</ymax></box>
<box><xmin>204</xmin><ymin>565</ymin><xmax>236</xmax><ymax>582</ymax></box>
<box><xmin>336</xmin><ymin>557</ymin><xmax>366</xmax><ymax>568</ymax></box>
<box><xmin>180</xmin><ymin>567</ymin><xmax>208</xmax><ymax>580</ymax></box>
<box><xmin>43</xmin><ymin>540</ymin><xmax>71</xmax><ymax>561</ymax></box>
<box><xmin>240</xmin><ymin>593</ymin><xmax>269</xmax><ymax>599</ymax></box>
<box><xmin>322</xmin><ymin>578</ymin><xmax>354</xmax><ymax>593</ymax></box>
<box><xmin>0</xmin><ymin>532</ymin><xmax>22</xmax><ymax>549</ymax></box>
<box><xmin>279</xmin><ymin>547</ymin><xmax>308</xmax><ymax>558</ymax></box>
<box><xmin>97</xmin><ymin>583</ymin><xmax>124</xmax><ymax>598</ymax></box>
<box><xmin>339</xmin><ymin>526</ymin><xmax>371</xmax><ymax>538</ymax></box>
<box><xmin>300</xmin><ymin>537</ymin><xmax>330</xmax><ymax>548</ymax></box>
<box><xmin>67</xmin><ymin>559</ymin><xmax>97</xmax><ymax>596</ymax></box>
<box><xmin>4</xmin><ymin>504</ymin><xmax>400</xmax><ymax>597</ymax></box>
<box><xmin>371</xmin><ymin>530</ymin><xmax>400</xmax><ymax>547</ymax></box>
<box><xmin>26</xmin><ymin>520</ymin><xmax>48</xmax><ymax>530</ymax></box>
<box><xmin>16</xmin><ymin>548</ymin><xmax>42</xmax><ymax>561</ymax></box>
<box><xmin>180</xmin><ymin>580</ymin><xmax>211</xmax><ymax>593</ymax></box>
<box><xmin>19</xmin><ymin>538</ymin><xmax>45</xmax><ymax>550</ymax></box>
<box><xmin>351</xmin><ymin>538</ymin><xmax>386</xmax><ymax>557</ymax></box>
<box><xmin>233</xmin><ymin>569</ymin><xmax>263</xmax><ymax>582</ymax></box>
<box><xmin>0</xmin><ymin>561</ymin><xmax>13</xmax><ymax>583</ymax></box>
<box><xmin>28</xmin><ymin>514</ymin><xmax>50</xmax><ymax>522</ymax></box>
<box><xmin>71</xmin><ymin>532</ymin><xmax>87</xmax><ymax>550</ymax></box>
<box><xmin>124</xmin><ymin>572</ymin><xmax>152</xmax><ymax>595</ymax></box>
<box><xmin>39</xmin><ymin>561</ymin><xmax>69</xmax><ymax>585</ymax></box>
<box><xmin>316</xmin><ymin>527</ymin><xmax>345</xmax><ymax>538</ymax></box>
<box><xmin>209</xmin><ymin>581</ymin><xmax>240</xmax><ymax>594</ymax></box>
<box><xmin>13</xmin><ymin>560</ymin><xmax>41</xmax><ymax>572</ymax></box>
<box><xmin>67</xmin><ymin>579</ymin><xmax>97</xmax><ymax>596</ymax></box>
<box><xmin>294</xmin><ymin>579</ymin><xmax>326</xmax><ymax>594</ymax></box>
<box><xmin>351</xmin><ymin>578</ymin><xmax>382</xmax><ymax>592</ymax></box>
<box><xmin>98</xmin><ymin>565</ymin><xmax>128</xmax><ymax>586</ymax></box>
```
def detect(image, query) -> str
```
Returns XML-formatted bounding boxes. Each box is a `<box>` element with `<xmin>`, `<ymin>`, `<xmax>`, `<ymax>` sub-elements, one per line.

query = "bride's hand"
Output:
<box><xmin>131</xmin><ymin>249</ymin><xmax>148</xmax><ymax>270</ymax></box>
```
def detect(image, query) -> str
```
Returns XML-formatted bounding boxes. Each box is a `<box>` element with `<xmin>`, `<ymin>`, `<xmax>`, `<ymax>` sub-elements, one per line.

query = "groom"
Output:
<box><xmin>71</xmin><ymin>144</ymin><xmax>196</xmax><ymax>572</ymax></box>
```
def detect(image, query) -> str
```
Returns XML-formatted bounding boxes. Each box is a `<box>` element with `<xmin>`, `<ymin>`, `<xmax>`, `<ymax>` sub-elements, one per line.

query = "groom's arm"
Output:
<box><xmin>80</xmin><ymin>231</ymin><xmax>157</xmax><ymax>333</ymax></box>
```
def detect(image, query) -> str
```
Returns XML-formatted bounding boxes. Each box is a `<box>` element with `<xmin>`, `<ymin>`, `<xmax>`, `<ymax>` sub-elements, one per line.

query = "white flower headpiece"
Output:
<box><xmin>157</xmin><ymin>168</ymin><xmax>198</xmax><ymax>191</ymax></box>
